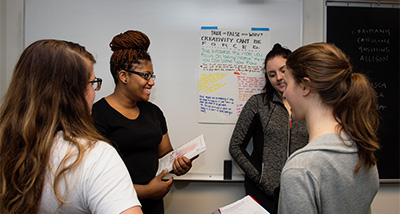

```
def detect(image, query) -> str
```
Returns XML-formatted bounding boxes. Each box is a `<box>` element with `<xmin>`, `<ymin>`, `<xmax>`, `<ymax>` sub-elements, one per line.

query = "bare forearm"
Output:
<box><xmin>121</xmin><ymin>206</ymin><xmax>143</xmax><ymax>214</ymax></box>
<box><xmin>133</xmin><ymin>171</ymin><xmax>173</xmax><ymax>200</ymax></box>
<box><xmin>134</xmin><ymin>184</ymin><xmax>153</xmax><ymax>199</ymax></box>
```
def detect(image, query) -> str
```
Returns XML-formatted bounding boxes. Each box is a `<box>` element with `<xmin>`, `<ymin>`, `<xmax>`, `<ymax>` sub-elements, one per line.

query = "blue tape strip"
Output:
<box><xmin>251</xmin><ymin>27</ymin><xmax>269</xmax><ymax>31</ymax></box>
<box><xmin>201</xmin><ymin>26</ymin><xmax>218</xmax><ymax>30</ymax></box>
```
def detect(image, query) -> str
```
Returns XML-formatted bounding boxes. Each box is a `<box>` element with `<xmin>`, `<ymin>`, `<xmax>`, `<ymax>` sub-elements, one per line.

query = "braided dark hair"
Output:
<box><xmin>109</xmin><ymin>30</ymin><xmax>152</xmax><ymax>84</ymax></box>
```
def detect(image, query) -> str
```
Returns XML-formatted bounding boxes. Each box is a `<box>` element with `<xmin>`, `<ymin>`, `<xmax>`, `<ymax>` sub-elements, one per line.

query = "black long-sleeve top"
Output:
<box><xmin>229</xmin><ymin>92</ymin><xmax>308</xmax><ymax>196</ymax></box>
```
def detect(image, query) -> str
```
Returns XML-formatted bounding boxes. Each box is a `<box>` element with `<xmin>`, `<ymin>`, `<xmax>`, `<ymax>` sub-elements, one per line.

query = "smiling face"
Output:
<box><xmin>266</xmin><ymin>56</ymin><xmax>287</xmax><ymax>96</ymax></box>
<box><xmin>126</xmin><ymin>60</ymin><xmax>155</xmax><ymax>102</ymax></box>
<box><xmin>283</xmin><ymin>67</ymin><xmax>307</xmax><ymax>120</ymax></box>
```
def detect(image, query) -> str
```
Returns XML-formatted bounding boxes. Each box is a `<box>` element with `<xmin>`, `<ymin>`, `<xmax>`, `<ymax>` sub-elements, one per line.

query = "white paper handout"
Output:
<box><xmin>212</xmin><ymin>195</ymin><xmax>269</xmax><ymax>214</ymax></box>
<box><xmin>156</xmin><ymin>134</ymin><xmax>206</xmax><ymax>175</ymax></box>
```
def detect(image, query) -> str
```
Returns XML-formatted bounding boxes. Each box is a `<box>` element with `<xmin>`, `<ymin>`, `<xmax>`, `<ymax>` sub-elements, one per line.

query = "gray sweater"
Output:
<box><xmin>229</xmin><ymin>93</ymin><xmax>308</xmax><ymax>196</ymax></box>
<box><xmin>278</xmin><ymin>132</ymin><xmax>379</xmax><ymax>214</ymax></box>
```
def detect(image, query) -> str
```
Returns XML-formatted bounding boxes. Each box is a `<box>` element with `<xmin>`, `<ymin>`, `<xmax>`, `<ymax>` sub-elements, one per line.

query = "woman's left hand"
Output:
<box><xmin>172</xmin><ymin>156</ymin><xmax>192</xmax><ymax>176</ymax></box>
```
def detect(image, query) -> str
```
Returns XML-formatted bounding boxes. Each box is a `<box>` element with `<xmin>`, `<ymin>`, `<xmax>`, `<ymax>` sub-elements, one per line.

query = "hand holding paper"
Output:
<box><xmin>135</xmin><ymin>168</ymin><xmax>173</xmax><ymax>200</ymax></box>
<box><xmin>173</xmin><ymin>156</ymin><xmax>192</xmax><ymax>175</ymax></box>
<box><xmin>156</xmin><ymin>134</ymin><xmax>206</xmax><ymax>176</ymax></box>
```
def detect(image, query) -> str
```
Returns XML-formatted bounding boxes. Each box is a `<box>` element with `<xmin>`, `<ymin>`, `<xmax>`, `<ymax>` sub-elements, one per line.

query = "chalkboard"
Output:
<box><xmin>24</xmin><ymin>0</ymin><xmax>303</xmax><ymax>180</ymax></box>
<box><xmin>327</xmin><ymin>5</ymin><xmax>400</xmax><ymax>180</ymax></box>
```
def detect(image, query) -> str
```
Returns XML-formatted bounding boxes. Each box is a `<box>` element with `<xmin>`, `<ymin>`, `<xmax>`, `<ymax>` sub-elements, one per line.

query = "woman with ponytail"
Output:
<box><xmin>279</xmin><ymin>43</ymin><xmax>380</xmax><ymax>213</ymax></box>
<box><xmin>0</xmin><ymin>40</ymin><xmax>142</xmax><ymax>213</ymax></box>
<box><xmin>92</xmin><ymin>30</ymin><xmax>192</xmax><ymax>214</ymax></box>
<box><xmin>229</xmin><ymin>44</ymin><xmax>308</xmax><ymax>213</ymax></box>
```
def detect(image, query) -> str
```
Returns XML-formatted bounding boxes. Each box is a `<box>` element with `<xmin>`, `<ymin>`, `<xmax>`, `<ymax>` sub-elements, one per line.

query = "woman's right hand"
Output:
<box><xmin>134</xmin><ymin>169</ymin><xmax>173</xmax><ymax>200</ymax></box>
<box><xmin>148</xmin><ymin>169</ymin><xmax>173</xmax><ymax>199</ymax></box>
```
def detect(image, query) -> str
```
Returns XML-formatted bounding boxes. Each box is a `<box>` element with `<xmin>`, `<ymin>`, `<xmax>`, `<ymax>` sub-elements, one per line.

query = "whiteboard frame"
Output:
<box><xmin>24</xmin><ymin>0</ymin><xmax>303</xmax><ymax>180</ymax></box>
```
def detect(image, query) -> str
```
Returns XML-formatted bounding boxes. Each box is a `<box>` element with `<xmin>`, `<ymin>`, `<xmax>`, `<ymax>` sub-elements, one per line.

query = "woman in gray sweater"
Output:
<box><xmin>279</xmin><ymin>43</ymin><xmax>380</xmax><ymax>213</ymax></box>
<box><xmin>229</xmin><ymin>44</ymin><xmax>308</xmax><ymax>214</ymax></box>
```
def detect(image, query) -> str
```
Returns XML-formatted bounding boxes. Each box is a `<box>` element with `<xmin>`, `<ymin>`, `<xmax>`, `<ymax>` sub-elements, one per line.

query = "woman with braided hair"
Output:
<box><xmin>278</xmin><ymin>43</ymin><xmax>380</xmax><ymax>213</ymax></box>
<box><xmin>92</xmin><ymin>30</ymin><xmax>192</xmax><ymax>214</ymax></box>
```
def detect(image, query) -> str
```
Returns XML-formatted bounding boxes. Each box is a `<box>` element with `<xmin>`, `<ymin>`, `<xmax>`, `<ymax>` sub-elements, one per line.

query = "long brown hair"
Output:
<box><xmin>109</xmin><ymin>30</ymin><xmax>152</xmax><ymax>84</ymax></box>
<box><xmin>0</xmin><ymin>39</ymin><xmax>106</xmax><ymax>213</ymax></box>
<box><xmin>286</xmin><ymin>42</ymin><xmax>380</xmax><ymax>173</ymax></box>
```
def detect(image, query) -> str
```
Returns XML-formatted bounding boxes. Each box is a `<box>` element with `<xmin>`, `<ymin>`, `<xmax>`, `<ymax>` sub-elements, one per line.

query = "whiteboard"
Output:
<box><xmin>25</xmin><ymin>0</ymin><xmax>303</xmax><ymax>180</ymax></box>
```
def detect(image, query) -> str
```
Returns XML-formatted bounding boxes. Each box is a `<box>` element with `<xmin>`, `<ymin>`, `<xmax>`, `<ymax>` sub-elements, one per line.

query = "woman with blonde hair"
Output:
<box><xmin>279</xmin><ymin>43</ymin><xmax>380</xmax><ymax>213</ymax></box>
<box><xmin>0</xmin><ymin>39</ymin><xmax>142</xmax><ymax>214</ymax></box>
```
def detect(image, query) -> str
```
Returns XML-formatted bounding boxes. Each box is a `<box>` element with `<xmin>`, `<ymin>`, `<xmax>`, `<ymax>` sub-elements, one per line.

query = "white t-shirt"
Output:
<box><xmin>39</xmin><ymin>131</ymin><xmax>141</xmax><ymax>214</ymax></box>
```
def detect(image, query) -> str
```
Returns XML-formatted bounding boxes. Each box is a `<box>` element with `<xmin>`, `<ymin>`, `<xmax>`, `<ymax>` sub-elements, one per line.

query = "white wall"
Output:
<box><xmin>0</xmin><ymin>0</ymin><xmax>23</xmax><ymax>101</ymax></box>
<box><xmin>0</xmin><ymin>0</ymin><xmax>398</xmax><ymax>213</ymax></box>
<box><xmin>371</xmin><ymin>183</ymin><xmax>400</xmax><ymax>214</ymax></box>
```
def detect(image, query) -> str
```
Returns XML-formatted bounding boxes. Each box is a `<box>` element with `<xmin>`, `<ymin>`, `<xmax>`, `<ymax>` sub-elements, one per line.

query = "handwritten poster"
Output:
<box><xmin>198</xmin><ymin>27</ymin><xmax>271</xmax><ymax>123</ymax></box>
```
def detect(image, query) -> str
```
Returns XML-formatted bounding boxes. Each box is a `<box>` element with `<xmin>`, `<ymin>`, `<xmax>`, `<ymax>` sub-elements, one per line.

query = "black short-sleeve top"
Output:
<box><xmin>92</xmin><ymin>98</ymin><xmax>168</xmax><ymax>184</ymax></box>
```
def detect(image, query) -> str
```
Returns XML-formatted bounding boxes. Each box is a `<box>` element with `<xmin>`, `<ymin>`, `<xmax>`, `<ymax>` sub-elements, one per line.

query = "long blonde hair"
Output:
<box><xmin>0</xmin><ymin>40</ymin><xmax>106</xmax><ymax>213</ymax></box>
<box><xmin>286</xmin><ymin>43</ymin><xmax>380</xmax><ymax>173</ymax></box>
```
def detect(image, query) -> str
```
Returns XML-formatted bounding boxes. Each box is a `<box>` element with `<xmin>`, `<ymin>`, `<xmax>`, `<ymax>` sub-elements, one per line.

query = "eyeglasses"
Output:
<box><xmin>89</xmin><ymin>77</ymin><xmax>102</xmax><ymax>91</ymax></box>
<box><xmin>126</xmin><ymin>70</ymin><xmax>156</xmax><ymax>81</ymax></box>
